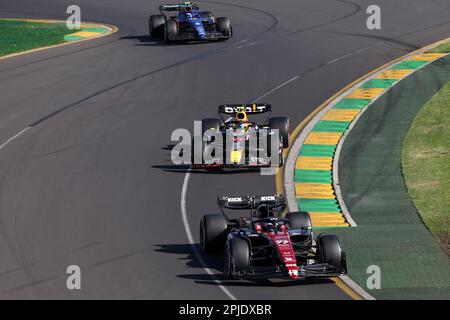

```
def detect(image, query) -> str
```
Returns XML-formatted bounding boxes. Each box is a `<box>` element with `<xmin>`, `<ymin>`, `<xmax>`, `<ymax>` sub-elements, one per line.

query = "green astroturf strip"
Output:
<box><xmin>390</xmin><ymin>60</ymin><xmax>428</xmax><ymax>70</ymax></box>
<box><xmin>297</xmin><ymin>198</ymin><xmax>341</xmax><ymax>212</ymax></box>
<box><xmin>427</xmin><ymin>42</ymin><xmax>450</xmax><ymax>53</ymax></box>
<box><xmin>312</xmin><ymin>120</ymin><xmax>350</xmax><ymax>133</ymax></box>
<box><xmin>360</xmin><ymin>79</ymin><xmax>398</xmax><ymax>88</ymax></box>
<box><xmin>81</xmin><ymin>27</ymin><xmax>107</xmax><ymax>33</ymax></box>
<box><xmin>64</xmin><ymin>35</ymin><xmax>84</xmax><ymax>41</ymax></box>
<box><xmin>333</xmin><ymin>99</ymin><xmax>371</xmax><ymax>109</ymax></box>
<box><xmin>298</xmin><ymin>144</ymin><xmax>336</xmax><ymax>157</ymax></box>
<box><xmin>295</xmin><ymin>169</ymin><xmax>332</xmax><ymax>184</ymax></box>
<box><xmin>333</xmin><ymin>56</ymin><xmax>450</xmax><ymax>299</ymax></box>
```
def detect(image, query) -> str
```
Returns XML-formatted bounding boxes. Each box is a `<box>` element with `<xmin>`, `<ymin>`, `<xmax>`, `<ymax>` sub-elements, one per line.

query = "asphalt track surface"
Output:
<box><xmin>0</xmin><ymin>0</ymin><xmax>449</xmax><ymax>299</ymax></box>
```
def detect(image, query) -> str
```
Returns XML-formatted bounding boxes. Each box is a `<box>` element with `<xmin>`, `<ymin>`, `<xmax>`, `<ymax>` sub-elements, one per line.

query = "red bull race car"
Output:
<box><xmin>191</xmin><ymin>103</ymin><xmax>289</xmax><ymax>169</ymax></box>
<box><xmin>200</xmin><ymin>195</ymin><xmax>347</xmax><ymax>280</ymax></box>
<box><xmin>149</xmin><ymin>2</ymin><xmax>232</xmax><ymax>43</ymax></box>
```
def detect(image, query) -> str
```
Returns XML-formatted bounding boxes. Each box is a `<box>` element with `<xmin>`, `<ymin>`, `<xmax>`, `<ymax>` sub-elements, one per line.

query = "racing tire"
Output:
<box><xmin>265</xmin><ymin>132</ymin><xmax>283</xmax><ymax>167</ymax></box>
<box><xmin>278</xmin><ymin>148</ymin><xmax>284</xmax><ymax>167</ymax></box>
<box><xmin>149</xmin><ymin>15</ymin><xmax>165</xmax><ymax>37</ymax></box>
<box><xmin>216</xmin><ymin>17</ymin><xmax>232</xmax><ymax>37</ymax></box>
<box><xmin>164</xmin><ymin>19</ymin><xmax>178</xmax><ymax>43</ymax></box>
<box><xmin>287</xmin><ymin>211</ymin><xmax>312</xmax><ymax>230</ymax></box>
<box><xmin>269</xmin><ymin>117</ymin><xmax>290</xmax><ymax>148</ymax></box>
<box><xmin>316</xmin><ymin>234</ymin><xmax>346</xmax><ymax>273</ymax></box>
<box><xmin>224</xmin><ymin>237</ymin><xmax>250</xmax><ymax>280</ymax></box>
<box><xmin>201</xmin><ymin>118</ymin><xmax>221</xmax><ymax>135</ymax></box>
<box><xmin>200</xmin><ymin>214</ymin><xmax>228</xmax><ymax>253</ymax></box>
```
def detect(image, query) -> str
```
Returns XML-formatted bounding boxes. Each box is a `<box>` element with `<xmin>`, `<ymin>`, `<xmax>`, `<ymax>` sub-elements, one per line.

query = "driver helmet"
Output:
<box><xmin>237</xmin><ymin>122</ymin><xmax>247</xmax><ymax>131</ymax></box>
<box><xmin>185</xmin><ymin>12</ymin><xmax>193</xmax><ymax>18</ymax></box>
<box><xmin>236</xmin><ymin>111</ymin><xmax>248</xmax><ymax>122</ymax></box>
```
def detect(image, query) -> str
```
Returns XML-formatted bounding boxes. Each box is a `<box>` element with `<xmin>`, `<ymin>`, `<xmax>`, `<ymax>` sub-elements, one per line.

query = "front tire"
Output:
<box><xmin>269</xmin><ymin>117</ymin><xmax>290</xmax><ymax>148</ymax></box>
<box><xmin>216</xmin><ymin>17</ymin><xmax>232</xmax><ymax>37</ymax></box>
<box><xmin>316</xmin><ymin>234</ymin><xmax>346</xmax><ymax>273</ymax></box>
<box><xmin>200</xmin><ymin>214</ymin><xmax>228</xmax><ymax>253</ymax></box>
<box><xmin>149</xmin><ymin>15</ymin><xmax>165</xmax><ymax>37</ymax></box>
<box><xmin>164</xmin><ymin>19</ymin><xmax>178</xmax><ymax>43</ymax></box>
<box><xmin>224</xmin><ymin>237</ymin><xmax>250</xmax><ymax>280</ymax></box>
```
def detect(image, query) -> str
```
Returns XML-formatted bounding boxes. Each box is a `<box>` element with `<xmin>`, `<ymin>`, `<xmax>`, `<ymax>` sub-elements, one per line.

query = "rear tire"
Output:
<box><xmin>269</xmin><ymin>117</ymin><xmax>290</xmax><ymax>148</ymax></box>
<box><xmin>278</xmin><ymin>150</ymin><xmax>284</xmax><ymax>167</ymax></box>
<box><xmin>216</xmin><ymin>17</ymin><xmax>232</xmax><ymax>37</ymax></box>
<box><xmin>224</xmin><ymin>237</ymin><xmax>250</xmax><ymax>280</ymax></box>
<box><xmin>266</xmin><ymin>132</ymin><xmax>283</xmax><ymax>167</ymax></box>
<box><xmin>287</xmin><ymin>211</ymin><xmax>312</xmax><ymax>230</ymax></box>
<box><xmin>316</xmin><ymin>234</ymin><xmax>346</xmax><ymax>273</ymax></box>
<box><xmin>200</xmin><ymin>214</ymin><xmax>228</xmax><ymax>253</ymax></box>
<box><xmin>149</xmin><ymin>15</ymin><xmax>165</xmax><ymax>37</ymax></box>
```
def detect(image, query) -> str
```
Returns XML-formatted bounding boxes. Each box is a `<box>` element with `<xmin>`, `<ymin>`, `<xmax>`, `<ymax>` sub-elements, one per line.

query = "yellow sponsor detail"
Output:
<box><xmin>295</xmin><ymin>156</ymin><xmax>332</xmax><ymax>170</ymax></box>
<box><xmin>230</xmin><ymin>150</ymin><xmax>242</xmax><ymax>163</ymax></box>
<box><xmin>304</xmin><ymin>132</ymin><xmax>342</xmax><ymax>145</ymax></box>
<box><xmin>321</xmin><ymin>109</ymin><xmax>360</xmax><ymax>122</ymax></box>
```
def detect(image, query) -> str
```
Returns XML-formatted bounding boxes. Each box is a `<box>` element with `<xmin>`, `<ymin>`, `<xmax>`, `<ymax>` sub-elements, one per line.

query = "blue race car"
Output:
<box><xmin>149</xmin><ymin>2</ymin><xmax>233</xmax><ymax>43</ymax></box>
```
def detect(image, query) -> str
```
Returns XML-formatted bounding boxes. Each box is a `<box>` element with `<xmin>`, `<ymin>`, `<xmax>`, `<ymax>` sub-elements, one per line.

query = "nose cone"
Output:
<box><xmin>193</xmin><ymin>21</ymin><xmax>206</xmax><ymax>38</ymax></box>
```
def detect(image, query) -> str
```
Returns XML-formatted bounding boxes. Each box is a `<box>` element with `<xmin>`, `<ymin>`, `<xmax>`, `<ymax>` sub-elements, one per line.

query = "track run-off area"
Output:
<box><xmin>0</xmin><ymin>0</ymin><xmax>450</xmax><ymax>299</ymax></box>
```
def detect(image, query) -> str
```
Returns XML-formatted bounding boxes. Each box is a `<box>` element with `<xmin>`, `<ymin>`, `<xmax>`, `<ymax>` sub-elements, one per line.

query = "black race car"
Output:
<box><xmin>200</xmin><ymin>195</ymin><xmax>347</xmax><ymax>280</ymax></box>
<box><xmin>192</xmin><ymin>104</ymin><xmax>289</xmax><ymax>169</ymax></box>
<box><xmin>149</xmin><ymin>2</ymin><xmax>232</xmax><ymax>43</ymax></box>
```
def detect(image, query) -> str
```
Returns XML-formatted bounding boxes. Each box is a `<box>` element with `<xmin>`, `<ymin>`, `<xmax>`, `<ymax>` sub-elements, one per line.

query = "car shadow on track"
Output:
<box><xmin>152</xmin><ymin>164</ymin><xmax>261</xmax><ymax>174</ymax></box>
<box><xmin>120</xmin><ymin>35</ymin><xmax>165</xmax><ymax>46</ymax></box>
<box><xmin>153</xmin><ymin>144</ymin><xmax>262</xmax><ymax>174</ymax></box>
<box><xmin>154</xmin><ymin>243</ymin><xmax>335</xmax><ymax>288</ymax></box>
<box><xmin>120</xmin><ymin>35</ymin><xmax>216</xmax><ymax>46</ymax></box>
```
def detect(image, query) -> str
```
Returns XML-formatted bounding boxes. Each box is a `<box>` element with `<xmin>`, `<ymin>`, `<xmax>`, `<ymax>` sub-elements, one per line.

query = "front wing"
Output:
<box><xmin>237</xmin><ymin>263</ymin><xmax>344</xmax><ymax>280</ymax></box>
<box><xmin>168</xmin><ymin>30</ymin><xmax>230</xmax><ymax>41</ymax></box>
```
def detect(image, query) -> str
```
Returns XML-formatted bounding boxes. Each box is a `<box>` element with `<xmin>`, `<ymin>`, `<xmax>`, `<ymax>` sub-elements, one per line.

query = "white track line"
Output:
<box><xmin>180</xmin><ymin>171</ymin><xmax>237</xmax><ymax>300</ymax></box>
<box><xmin>0</xmin><ymin>127</ymin><xmax>31</xmax><ymax>151</ymax></box>
<box><xmin>234</xmin><ymin>39</ymin><xmax>250</xmax><ymax>46</ymax></box>
<box><xmin>251</xmin><ymin>76</ymin><xmax>300</xmax><ymax>103</ymax></box>
<box><xmin>237</xmin><ymin>40</ymin><xmax>267</xmax><ymax>49</ymax></box>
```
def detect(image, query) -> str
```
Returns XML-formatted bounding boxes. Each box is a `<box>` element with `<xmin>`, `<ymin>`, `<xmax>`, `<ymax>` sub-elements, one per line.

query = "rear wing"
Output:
<box><xmin>159</xmin><ymin>2</ymin><xmax>198</xmax><ymax>12</ymax></box>
<box><xmin>218</xmin><ymin>104</ymin><xmax>271</xmax><ymax>115</ymax></box>
<box><xmin>218</xmin><ymin>195</ymin><xmax>285</xmax><ymax>210</ymax></box>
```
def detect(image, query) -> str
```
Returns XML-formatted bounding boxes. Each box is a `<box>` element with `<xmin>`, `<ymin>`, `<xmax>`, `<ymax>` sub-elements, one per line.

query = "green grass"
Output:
<box><xmin>427</xmin><ymin>42</ymin><xmax>450</xmax><ymax>53</ymax></box>
<box><xmin>0</xmin><ymin>19</ymin><xmax>74</xmax><ymax>57</ymax></box>
<box><xmin>403</xmin><ymin>80</ymin><xmax>450</xmax><ymax>255</ymax></box>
